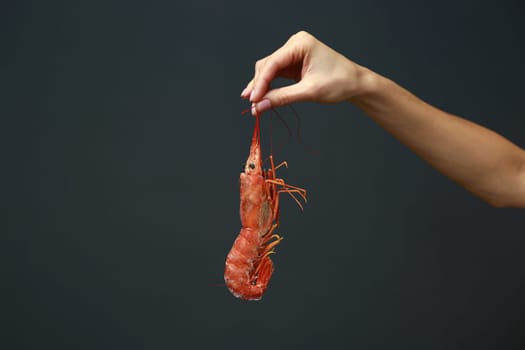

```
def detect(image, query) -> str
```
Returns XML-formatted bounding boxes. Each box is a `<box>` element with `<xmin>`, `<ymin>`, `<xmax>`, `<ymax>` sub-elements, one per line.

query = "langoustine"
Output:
<box><xmin>224</xmin><ymin>112</ymin><xmax>306</xmax><ymax>300</ymax></box>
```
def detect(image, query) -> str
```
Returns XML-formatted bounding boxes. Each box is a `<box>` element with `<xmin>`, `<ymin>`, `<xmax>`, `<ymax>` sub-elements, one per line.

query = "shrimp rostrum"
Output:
<box><xmin>224</xmin><ymin>112</ymin><xmax>307</xmax><ymax>301</ymax></box>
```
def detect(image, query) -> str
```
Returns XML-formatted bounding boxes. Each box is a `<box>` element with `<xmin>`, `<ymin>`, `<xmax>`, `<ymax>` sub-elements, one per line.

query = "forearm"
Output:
<box><xmin>350</xmin><ymin>69</ymin><xmax>525</xmax><ymax>208</ymax></box>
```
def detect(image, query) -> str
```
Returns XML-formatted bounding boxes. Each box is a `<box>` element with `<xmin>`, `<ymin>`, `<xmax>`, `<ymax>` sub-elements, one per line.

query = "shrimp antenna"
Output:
<box><xmin>258</xmin><ymin>107</ymin><xmax>293</xmax><ymax>167</ymax></box>
<box><xmin>269</xmin><ymin>108</ymin><xmax>293</xmax><ymax>158</ymax></box>
<box><xmin>288</xmin><ymin>105</ymin><xmax>321</xmax><ymax>157</ymax></box>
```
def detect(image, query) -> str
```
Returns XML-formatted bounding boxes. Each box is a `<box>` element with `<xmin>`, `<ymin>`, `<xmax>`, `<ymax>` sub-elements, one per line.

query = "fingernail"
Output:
<box><xmin>251</xmin><ymin>103</ymin><xmax>256</xmax><ymax>116</ymax></box>
<box><xmin>256</xmin><ymin>99</ymin><xmax>271</xmax><ymax>113</ymax></box>
<box><xmin>240</xmin><ymin>87</ymin><xmax>249</xmax><ymax>98</ymax></box>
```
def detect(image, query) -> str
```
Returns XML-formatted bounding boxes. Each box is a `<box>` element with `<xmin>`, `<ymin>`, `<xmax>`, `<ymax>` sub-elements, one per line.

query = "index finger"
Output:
<box><xmin>250</xmin><ymin>38</ymin><xmax>303</xmax><ymax>103</ymax></box>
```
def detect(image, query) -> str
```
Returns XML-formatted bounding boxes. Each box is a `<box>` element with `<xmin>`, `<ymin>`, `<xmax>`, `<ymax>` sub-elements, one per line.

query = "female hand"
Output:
<box><xmin>242</xmin><ymin>31</ymin><xmax>374</xmax><ymax>115</ymax></box>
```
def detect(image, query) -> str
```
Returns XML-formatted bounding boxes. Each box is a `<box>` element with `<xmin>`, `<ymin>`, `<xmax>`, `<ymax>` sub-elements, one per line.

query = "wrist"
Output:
<box><xmin>348</xmin><ymin>65</ymin><xmax>383</xmax><ymax>102</ymax></box>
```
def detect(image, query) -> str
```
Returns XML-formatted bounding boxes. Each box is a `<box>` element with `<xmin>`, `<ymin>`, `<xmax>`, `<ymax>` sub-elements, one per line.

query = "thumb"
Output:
<box><xmin>254</xmin><ymin>81</ymin><xmax>312</xmax><ymax>114</ymax></box>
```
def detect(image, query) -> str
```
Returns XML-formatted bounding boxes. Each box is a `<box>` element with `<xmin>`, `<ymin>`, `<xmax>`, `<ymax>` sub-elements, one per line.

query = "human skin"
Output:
<box><xmin>242</xmin><ymin>31</ymin><xmax>525</xmax><ymax>208</ymax></box>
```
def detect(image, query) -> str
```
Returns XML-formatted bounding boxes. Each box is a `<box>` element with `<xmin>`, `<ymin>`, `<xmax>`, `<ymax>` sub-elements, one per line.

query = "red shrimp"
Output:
<box><xmin>224</xmin><ymin>112</ymin><xmax>307</xmax><ymax>301</ymax></box>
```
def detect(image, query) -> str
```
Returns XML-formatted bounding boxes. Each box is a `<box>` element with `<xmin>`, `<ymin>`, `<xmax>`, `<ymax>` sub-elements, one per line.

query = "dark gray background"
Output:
<box><xmin>2</xmin><ymin>0</ymin><xmax>525</xmax><ymax>349</ymax></box>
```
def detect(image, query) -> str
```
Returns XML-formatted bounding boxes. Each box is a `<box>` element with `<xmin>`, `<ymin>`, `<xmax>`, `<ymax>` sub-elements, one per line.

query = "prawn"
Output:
<box><xmin>224</xmin><ymin>111</ymin><xmax>307</xmax><ymax>301</ymax></box>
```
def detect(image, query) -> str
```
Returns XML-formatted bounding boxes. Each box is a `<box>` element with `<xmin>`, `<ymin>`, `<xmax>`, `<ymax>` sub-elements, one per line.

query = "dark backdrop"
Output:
<box><xmin>3</xmin><ymin>1</ymin><xmax>524</xmax><ymax>349</ymax></box>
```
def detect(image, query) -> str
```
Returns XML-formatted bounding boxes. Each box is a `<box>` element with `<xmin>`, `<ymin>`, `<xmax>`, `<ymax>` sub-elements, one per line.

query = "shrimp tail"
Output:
<box><xmin>224</xmin><ymin>227</ymin><xmax>278</xmax><ymax>301</ymax></box>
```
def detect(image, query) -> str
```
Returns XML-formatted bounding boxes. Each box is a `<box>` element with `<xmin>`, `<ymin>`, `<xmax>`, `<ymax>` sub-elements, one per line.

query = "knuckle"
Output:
<box><xmin>294</xmin><ymin>30</ymin><xmax>309</xmax><ymax>39</ymax></box>
<box><xmin>292</xmin><ymin>30</ymin><xmax>313</xmax><ymax>44</ymax></box>
<box><xmin>255</xmin><ymin>59</ymin><xmax>264</xmax><ymax>70</ymax></box>
<box><xmin>275</xmin><ymin>89</ymin><xmax>291</xmax><ymax>107</ymax></box>
<box><xmin>260</xmin><ymin>72</ymin><xmax>271</xmax><ymax>84</ymax></box>
<box><xmin>276</xmin><ymin>93</ymin><xmax>289</xmax><ymax>107</ymax></box>
<box><xmin>264</xmin><ymin>60</ymin><xmax>277</xmax><ymax>74</ymax></box>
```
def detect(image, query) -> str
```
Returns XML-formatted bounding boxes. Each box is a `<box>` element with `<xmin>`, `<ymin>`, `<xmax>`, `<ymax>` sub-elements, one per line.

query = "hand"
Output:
<box><xmin>242</xmin><ymin>31</ymin><xmax>374</xmax><ymax>115</ymax></box>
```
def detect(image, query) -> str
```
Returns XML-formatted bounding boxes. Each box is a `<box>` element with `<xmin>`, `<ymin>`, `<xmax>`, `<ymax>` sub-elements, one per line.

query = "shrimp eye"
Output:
<box><xmin>249</xmin><ymin>163</ymin><xmax>255</xmax><ymax>169</ymax></box>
